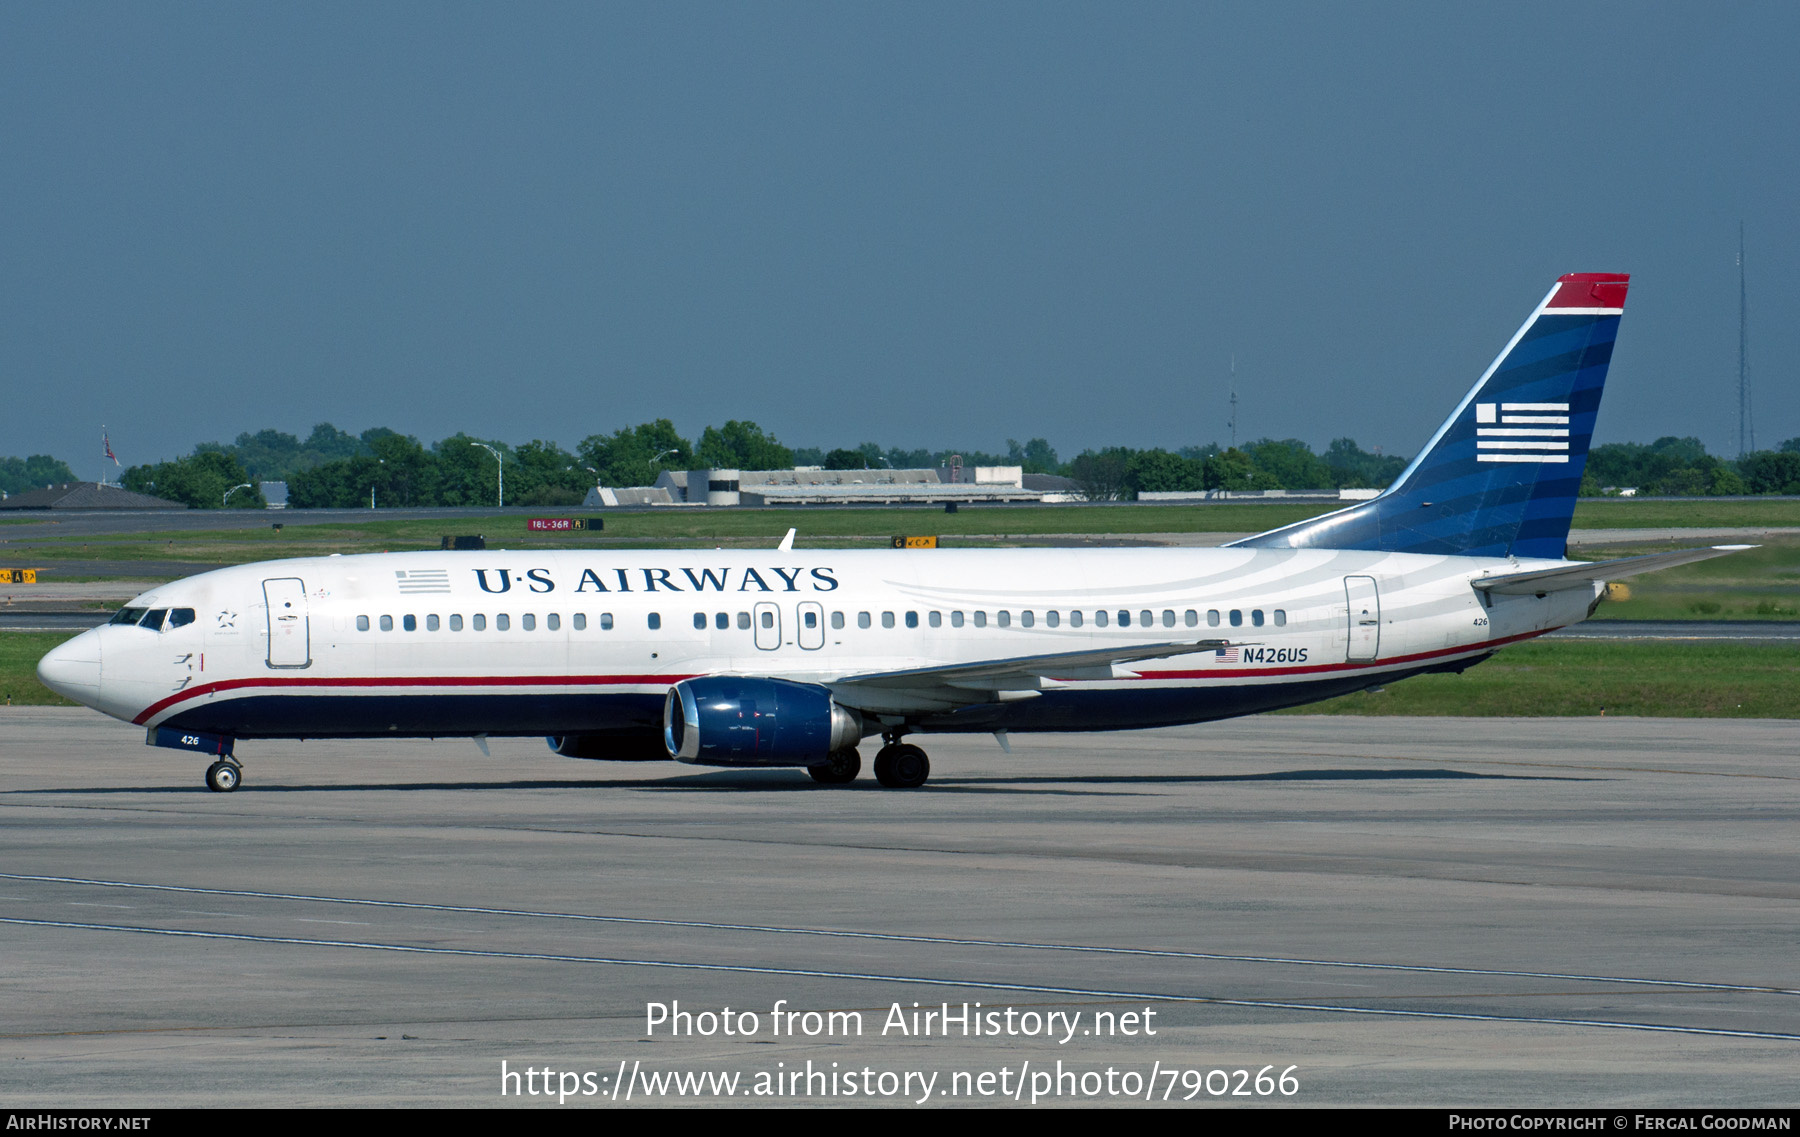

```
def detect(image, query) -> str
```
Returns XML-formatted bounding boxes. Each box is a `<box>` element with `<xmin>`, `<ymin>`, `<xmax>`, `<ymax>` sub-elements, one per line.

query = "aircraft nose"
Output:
<box><xmin>37</xmin><ymin>629</ymin><xmax>102</xmax><ymax>705</ymax></box>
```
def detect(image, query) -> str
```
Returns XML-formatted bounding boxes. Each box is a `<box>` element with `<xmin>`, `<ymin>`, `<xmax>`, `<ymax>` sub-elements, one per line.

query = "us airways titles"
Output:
<box><xmin>468</xmin><ymin>565</ymin><xmax>841</xmax><ymax>595</ymax></box>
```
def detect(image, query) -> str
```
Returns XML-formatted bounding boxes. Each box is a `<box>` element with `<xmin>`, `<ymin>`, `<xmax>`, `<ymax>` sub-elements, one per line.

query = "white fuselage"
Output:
<box><xmin>45</xmin><ymin>546</ymin><xmax>1596</xmax><ymax>743</ymax></box>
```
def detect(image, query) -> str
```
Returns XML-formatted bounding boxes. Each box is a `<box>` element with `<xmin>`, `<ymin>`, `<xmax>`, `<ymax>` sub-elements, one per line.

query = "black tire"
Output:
<box><xmin>205</xmin><ymin>762</ymin><xmax>240</xmax><ymax>793</ymax></box>
<box><xmin>808</xmin><ymin>749</ymin><xmax>861</xmax><ymax>784</ymax></box>
<box><xmin>872</xmin><ymin>743</ymin><xmax>929</xmax><ymax>788</ymax></box>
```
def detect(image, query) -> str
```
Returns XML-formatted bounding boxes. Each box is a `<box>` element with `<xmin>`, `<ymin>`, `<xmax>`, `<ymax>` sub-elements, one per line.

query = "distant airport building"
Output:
<box><xmin>646</xmin><ymin>466</ymin><xmax>1044</xmax><ymax>507</ymax></box>
<box><xmin>260</xmin><ymin>481</ymin><xmax>289</xmax><ymax>509</ymax></box>
<box><xmin>0</xmin><ymin>481</ymin><xmax>186</xmax><ymax>510</ymax></box>
<box><xmin>580</xmin><ymin>486</ymin><xmax>676</xmax><ymax>507</ymax></box>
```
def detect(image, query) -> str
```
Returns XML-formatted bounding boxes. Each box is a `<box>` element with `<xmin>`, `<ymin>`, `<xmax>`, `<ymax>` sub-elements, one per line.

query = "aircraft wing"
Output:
<box><xmin>1471</xmin><ymin>545</ymin><xmax>1753</xmax><ymax>596</ymax></box>
<box><xmin>827</xmin><ymin>639</ymin><xmax>1233</xmax><ymax>713</ymax></box>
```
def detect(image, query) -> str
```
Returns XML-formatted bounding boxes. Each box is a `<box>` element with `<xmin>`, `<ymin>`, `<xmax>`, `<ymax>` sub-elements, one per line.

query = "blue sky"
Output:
<box><xmin>4</xmin><ymin>2</ymin><xmax>1795</xmax><ymax>476</ymax></box>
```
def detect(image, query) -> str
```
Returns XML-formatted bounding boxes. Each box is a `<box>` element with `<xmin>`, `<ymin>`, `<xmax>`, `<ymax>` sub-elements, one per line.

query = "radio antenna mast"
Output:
<box><xmin>1738</xmin><ymin>222</ymin><xmax>1754</xmax><ymax>456</ymax></box>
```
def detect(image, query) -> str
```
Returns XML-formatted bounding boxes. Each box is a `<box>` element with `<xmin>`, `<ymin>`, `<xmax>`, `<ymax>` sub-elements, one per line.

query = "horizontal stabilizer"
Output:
<box><xmin>1472</xmin><ymin>545</ymin><xmax>1753</xmax><ymax>595</ymax></box>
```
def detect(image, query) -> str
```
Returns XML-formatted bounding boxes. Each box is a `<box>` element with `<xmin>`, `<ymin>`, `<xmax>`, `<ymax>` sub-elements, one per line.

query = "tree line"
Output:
<box><xmin>0</xmin><ymin>454</ymin><xmax>77</xmax><ymax>497</ymax></box>
<box><xmin>21</xmin><ymin>425</ymin><xmax>1800</xmax><ymax>510</ymax></box>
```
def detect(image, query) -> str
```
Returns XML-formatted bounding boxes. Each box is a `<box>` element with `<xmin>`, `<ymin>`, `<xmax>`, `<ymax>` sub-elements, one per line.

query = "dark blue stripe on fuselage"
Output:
<box><xmin>161</xmin><ymin>661</ymin><xmax>1475</xmax><ymax>744</ymax></box>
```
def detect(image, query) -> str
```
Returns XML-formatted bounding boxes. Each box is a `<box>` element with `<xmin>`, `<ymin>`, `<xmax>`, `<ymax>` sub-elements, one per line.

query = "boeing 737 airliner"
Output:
<box><xmin>38</xmin><ymin>273</ymin><xmax>1745</xmax><ymax>791</ymax></box>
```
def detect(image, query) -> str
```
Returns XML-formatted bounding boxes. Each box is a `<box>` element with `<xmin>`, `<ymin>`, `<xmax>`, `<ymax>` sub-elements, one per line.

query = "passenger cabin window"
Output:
<box><xmin>356</xmin><ymin>615</ymin><xmax>370</xmax><ymax>632</ymax></box>
<box><xmin>996</xmin><ymin>611</ymin><xmax>1011</xmax><ymax>628</ymax></box>
<box><xmin>973</xmin><ymin>611</ymin><xmax>987</xmax><ymax>628</ymax></box>
<box><xmin>380</xmin><ymin>615</ymin><xmax>394</xmax><ymax>631</ymax></box>
<box><xmin>522</xmin><ymin>614</ymin><xmax>536</xmax><ymax>631</ymax></box>
<box><xmin>1162</xmin><ymin>610</ymin><xmax>1176</xmax><ymax>627</ymax></box>
<box><xmin>547</xmin><ymin>613</ymin><xmax>560</xmax><ymax>631</ymax></box>
<box><xmin>858</xmin><ymin>612</ymin><xmax>872</xmax><ymax>629</ymax></box>
<box><xmin>950</xmin><ymin>611</ymin><xmax>964</xmax><ymax>627</ymax></box>
<box><xmin>1070</xmin><ymin>610</ymin><xmax>1083</xmax><ymax>628</ymax></box>
<box><xmin>1184</xmin><ymin>610</ymin><xmax>1198</xmax><ymax>627</ymax></box>
<box><xmin>599</xmin><ymin>613</ymin><xmax>613</xmax><ymax>630</ymax></box>
<box><xmin>804</xmin><ymin>609</ymin><xmax>819</xmax><ymax>629</ymax></box>
<box><xmin>1274</xmin><ymin>610</ymin><xmax>1287</xmax><ymax>627</ymax></box>
<box><xmin>1095</xmin><ymin>610</ymin><xmax>1108</xmax><ymax>627</ymax></box>
<box><xmin>762</xmin><ymin>610</ymin><xmax>776</xmax><ymax>629</ymax></box>
<box><xmin>1020</xmin><ymin>611</ymin><xmax>1034</xmax><ymax>628</ymax></box>
<box><xmin>714</xmin><ymin>612</ymin><xmax>728</xmax><ymax>630</ymax></box>
<box><xmin>473</xmin><ymin>614</ymin><xmax>487</xmax><ymax>631</ymax></box>
<box><xmin>904</xmin><ymin>611</ymin><xmax>918</xmax><ymax>628</ymax></box>
<box><xmin>1208</xmin><ymin>610</ymin><xmax>1220</xmax><ymax>627</ymax></box>
<box><xmin>1117</xmin><ymin>611</ymin><xmax>1130</xmax><ymax>627</ymax></box>
<box><xmin>426</xmin><ymin>614</ymin><xmax>440</xmax><ymax>631</ymax></box>
<box><xmin>572</xmin><ymin>613</ymin><xmax>586</xmax><ymax>631</ymax></box>
<box><xmin>928</xmin><ymin>611</ymin><xmax>942</xmax><ymax>628</ymax></box>
<box><xmin>1229</xmin><ymin>610</ymin><xmax>1243</xmax><ymax>627</ymax></box>
<box><xmin>450</xmin><ymin>614</ymin><xmax>463</xmax><ymax>631</ymax></box>
<box><xmin>881</xmin><ymin>612</ymin><xmax>895</xmax><ymax>629</ymax></box>
<box><xmin>831</xmin><ymin>612</ymin><xmax>845</xmax><ymax>630</ymax></box>
<box><xmin>403</xmin><ymin>615</ymin><xmax>417</xmax><ymax>631</ymax></box>
<box><xmin>737</xmin><ymin>612</ymin><xmax>751</xmax><ymax>630</ymax></box>
<box><xmin>693</xmin><ymin>613</ymin><xmax>707</xmax><ymax>630</ymax></box>
<box><xmin>1251</xmin><ymin>610</ymin><xmax>1264</xmax><ymax>627</ymax></box>
<box><xmin>1140</xmin><ymin>610</ymin><xmax>1153</xmax><ymax>627</ymax></box>
<box><xmin>647</xmin><ymin>613</ymin><xmax>661</xmax><ymax>630</ymax></box>
<box><xmin>496</xmin><ymin>614</ymin><xmax>511</xmax><ymax>631</ymax></box>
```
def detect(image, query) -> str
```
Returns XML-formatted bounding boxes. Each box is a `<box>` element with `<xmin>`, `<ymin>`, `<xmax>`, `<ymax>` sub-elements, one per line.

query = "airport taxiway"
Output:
<box><xmin>0</xmin><ymin>710</ymin><xmax>1796</xmax><ymax>1107</ymax></box>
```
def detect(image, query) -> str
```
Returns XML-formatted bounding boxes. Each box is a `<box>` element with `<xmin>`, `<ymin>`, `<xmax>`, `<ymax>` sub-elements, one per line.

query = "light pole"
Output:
<box><xmin>472</xmin><ymin>442</ymin><xmax>504</xmax><ymax>507</ymax></box>
<box><xmin>223</xmin><ymin>483</ymin><xmax>252</xmax><ymax>507</ymax></box>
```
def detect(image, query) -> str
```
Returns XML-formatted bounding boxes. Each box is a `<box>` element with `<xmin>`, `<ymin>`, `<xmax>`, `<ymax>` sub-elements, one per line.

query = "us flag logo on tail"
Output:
<box><xmin>1475</xmin><ymin>402</ymin><xmax>1569</xmax><ymax>463</ymax></box>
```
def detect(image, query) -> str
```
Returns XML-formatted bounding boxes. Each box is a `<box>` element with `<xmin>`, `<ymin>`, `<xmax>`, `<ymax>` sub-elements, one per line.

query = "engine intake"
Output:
<box><xmin>664</xmin><ymin>677</ymin><xmax>864</xmax><ymax>766</ymax></box>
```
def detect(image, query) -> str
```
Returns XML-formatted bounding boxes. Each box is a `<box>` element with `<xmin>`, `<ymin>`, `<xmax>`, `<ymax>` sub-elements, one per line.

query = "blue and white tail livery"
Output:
<box><xmin>38</xmin><ymin>272</ymin><xmax>1751</xmax><ymax>792</ymax></box>
<box><xmin>1233</xmin><ymin>273</ymin><xmax>1629</xmax><ymax>560</ymax></box>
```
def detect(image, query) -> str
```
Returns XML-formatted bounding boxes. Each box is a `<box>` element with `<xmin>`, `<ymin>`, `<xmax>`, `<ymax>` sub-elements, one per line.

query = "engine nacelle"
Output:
<box><xmin>664</xmin><ymin>677</ymin><xmax>864</xmax><ymax>767</ymax></box>
<box><xmin>547</xmin><ymin>733</ymin><xmax>670</xmax><ymax>761</ymax></box>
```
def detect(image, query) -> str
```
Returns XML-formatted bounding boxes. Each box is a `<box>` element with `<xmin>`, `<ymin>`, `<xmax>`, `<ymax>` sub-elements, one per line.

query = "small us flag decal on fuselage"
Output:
<box><xmin>395</xmin><ymin>569</ymin><xmax>452</xmax><ymax>594</ymax></box>
<box><xmin>1474</xmin><ymin>402</ymin><xmax>1569</xmax><ymax>463</ymax></box>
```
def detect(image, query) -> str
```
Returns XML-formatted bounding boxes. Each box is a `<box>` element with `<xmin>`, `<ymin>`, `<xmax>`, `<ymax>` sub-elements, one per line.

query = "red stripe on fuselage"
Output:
<box><xmin>131</xmin><ymin>673</ymin><xmax>696</xmax><ymax>726</ymax></box>
<box><xmin>1134</xmin><ymin>628</ymin><xmax>1549</xmax><ymax>681</ymax></box>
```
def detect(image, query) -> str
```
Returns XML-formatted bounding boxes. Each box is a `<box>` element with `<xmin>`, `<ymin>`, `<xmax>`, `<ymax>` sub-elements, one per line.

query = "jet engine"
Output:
<box><xmin>664</xmin><ymin>677</ymin><xmax>864</xmax><ymax>766</ymax></box>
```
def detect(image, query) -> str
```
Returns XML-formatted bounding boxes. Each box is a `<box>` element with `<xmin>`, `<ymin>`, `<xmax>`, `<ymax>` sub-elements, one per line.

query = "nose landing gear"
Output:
<box><xmin>204</xmin><ymin>759</ymin><xmax>242</xmax><ymax>793</ymax></box>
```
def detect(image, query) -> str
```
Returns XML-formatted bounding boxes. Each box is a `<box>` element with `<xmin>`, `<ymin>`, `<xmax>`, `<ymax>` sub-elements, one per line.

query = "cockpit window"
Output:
<box><xmin>168</xmin><ymin>608</ymin><xmax>196</xmax><ymax>629</ymax></box>
<box><xmin>139</xmin><ymin>609</ymin><xmax>168</xmax><ymax>631</ymax></box>
<box><xmin>110</xmin><ymin>608</ymin><xmax>147</xmax><ymax>626</ymax></box>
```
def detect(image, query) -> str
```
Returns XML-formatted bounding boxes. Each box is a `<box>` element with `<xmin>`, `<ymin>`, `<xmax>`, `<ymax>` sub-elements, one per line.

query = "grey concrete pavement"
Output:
<box><xmin>0</xmin><ymin>710</ymin><xmax>1795</xmax><ymax>1107</ymax></box>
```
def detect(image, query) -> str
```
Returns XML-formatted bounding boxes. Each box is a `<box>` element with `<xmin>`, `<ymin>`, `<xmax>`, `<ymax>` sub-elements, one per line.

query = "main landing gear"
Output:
<box><xmin>807</xmin><ymin>733</ymin><xmax>933</xmax><ymax>788</ymax></box>
<box><xmin>807</xmin><ymin>748</ymin><xmax>861</xmax><ymax>785</ymax></box>
<box><xmin>204</xmin><ymin>759</ymin><xmax>242</xmax><ymax>793</ymax></box>
<box><xmin>873</xmin><ymin>738</ymin><xmax>930</xmax><ymax>789</ymax></box>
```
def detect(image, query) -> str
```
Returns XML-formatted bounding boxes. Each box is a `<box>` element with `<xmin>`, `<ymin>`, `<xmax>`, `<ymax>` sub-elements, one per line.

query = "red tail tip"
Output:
<box><xmin>1549</xmin><ymin>272</ymin><xmax>1629</xmax><ymax>310</ymax></box>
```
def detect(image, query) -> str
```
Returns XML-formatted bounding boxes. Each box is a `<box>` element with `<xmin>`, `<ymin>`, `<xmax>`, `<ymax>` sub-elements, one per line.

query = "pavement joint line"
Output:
<box><xmin>5</xmin><ymin>871</ymin><xmax>1796</xmax><ymax>999</ymax></box>
<box><xmin>5</xmin><ymin>915</ymin><xmax>1797</xmax><ymax>1044</ymax></box>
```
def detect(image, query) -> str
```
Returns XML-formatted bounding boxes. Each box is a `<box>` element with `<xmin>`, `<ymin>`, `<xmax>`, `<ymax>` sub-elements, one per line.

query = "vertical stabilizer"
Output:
<box><xmin>1231</xmin><ymin>273</ymin><xmax>1628</xmax><ymax>559</ymax></box>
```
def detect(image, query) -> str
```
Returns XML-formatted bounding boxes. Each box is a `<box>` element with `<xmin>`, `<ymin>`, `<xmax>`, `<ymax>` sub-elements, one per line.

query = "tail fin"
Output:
<box><xmin>1230</xmin><ymin>272</ymin><xmax>1628</xmax><ymax>559</ymax></box>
